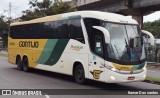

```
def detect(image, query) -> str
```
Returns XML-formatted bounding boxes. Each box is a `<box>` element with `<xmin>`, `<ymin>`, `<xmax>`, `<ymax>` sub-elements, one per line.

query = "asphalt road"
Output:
<box><xmin>0</xmin><ymin>56</ymin><xmax>160</xmax><ymax>98</ymax></box>
<box><xmin>147</xmin><ymin>68</ymin><xmax>160</xmax><ymax>78</ymax></box>
<box><xmin>0</xmin><ymin>50</ymin><xmax>7</xmax><ymax>54</ymax></box>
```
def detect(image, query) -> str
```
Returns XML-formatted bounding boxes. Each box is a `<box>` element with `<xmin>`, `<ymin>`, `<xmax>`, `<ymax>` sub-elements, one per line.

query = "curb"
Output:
<box><xmin>0</xmin><ymin>53</ymin><xmax>8</xmax><ymax>57</ymax></box>
<box><xmin>143</xmin><ymin>80</ymin><xmax>160</xmax><ymax>85</ymax></box>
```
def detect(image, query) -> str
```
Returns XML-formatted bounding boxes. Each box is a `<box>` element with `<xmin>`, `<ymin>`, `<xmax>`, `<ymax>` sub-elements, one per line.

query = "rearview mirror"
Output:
<box><xmin>142</xmin><ymin>30</ymin><xmax>155</xmax><ymax>46</ymax></box>
<box><xmin>92</xmin><ymin>26</ymin><xmax>110</xmax><ymax>43</ymax></box>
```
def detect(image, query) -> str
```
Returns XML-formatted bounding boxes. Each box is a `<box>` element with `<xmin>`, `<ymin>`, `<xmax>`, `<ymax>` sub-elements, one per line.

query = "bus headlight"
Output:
<box><xmin>111</xmin><ymin>68</ymin><xmax>116</xmax><ymax>72</ymax></box>
<box><xmin>110</xmin><ymin>76</ymin><xmax>116</xmax><ymax>80</ymax></box>
<box><xmin>143</xmin><ymin>74</ymin><xmax>146</xmax><ymax>78</ymax></box>
<box><xmin>105</xmin><ymin>65</ymin><xmax>117</xmax><ymax>72</ymax></box>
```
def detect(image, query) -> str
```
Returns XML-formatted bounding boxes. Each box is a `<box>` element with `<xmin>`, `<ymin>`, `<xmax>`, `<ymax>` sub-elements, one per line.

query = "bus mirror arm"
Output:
<box><xmin>93</xmin><ymin>26</ymin><xmax>110</xmax><ymax>43</ymax></box>
<box><xmin>141</xmin><ymin>30</ymin><xmax>155</xmax><ymax>46</ymax></box>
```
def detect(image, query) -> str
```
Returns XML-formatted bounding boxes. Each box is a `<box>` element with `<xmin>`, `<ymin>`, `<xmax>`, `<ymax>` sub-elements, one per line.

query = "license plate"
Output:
<box><xmin>128</xmin><ymin>76</ymin><xmax>135</xmax><ymax>80</ymax></box>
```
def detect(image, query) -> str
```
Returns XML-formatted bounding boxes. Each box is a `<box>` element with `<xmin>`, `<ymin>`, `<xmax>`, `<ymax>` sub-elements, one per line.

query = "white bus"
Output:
<box><xmin>8</xmin><ymin>11</ymin><xmax>154</xmax><ymax>84</ymax></box>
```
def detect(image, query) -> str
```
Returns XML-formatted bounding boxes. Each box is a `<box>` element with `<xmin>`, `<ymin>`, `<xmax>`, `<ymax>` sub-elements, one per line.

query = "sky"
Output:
<box><xmin>0</xmin><ymin>0</ymin><xmax>31</xmax><ymax>19</ymax></box>
<box><xmin>0</xmin><ymin>0</ymin><xmax>160</xmax><ymax>22</ymax></box>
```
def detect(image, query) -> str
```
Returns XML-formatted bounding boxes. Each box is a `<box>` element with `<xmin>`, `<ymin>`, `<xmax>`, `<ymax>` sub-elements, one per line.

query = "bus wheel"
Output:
<box><xmin>74</xmin><ymin>64</ymin><xmax>85</xmax><ymax>84</ymax></box>
<box><xmin>16</xmin><ymin>56</ymin><xmax>22</xmax><ymax>71</ymax></box>
<box><xmin>22</xmin><ymin>57</ymin><xmax>30</xmax><ymax>72</ymax></box>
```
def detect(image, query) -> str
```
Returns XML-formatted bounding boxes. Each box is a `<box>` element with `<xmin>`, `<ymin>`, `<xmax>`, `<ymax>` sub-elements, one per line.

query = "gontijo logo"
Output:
<box><xmin>19</xmin><ymin>41</ymin><xmax>39</xmax><ymax>48</ymax></box>
<box><xmin>90</xmin><ymin>70</ymin><xmax>103</xmax><ymax>79</ymax></box>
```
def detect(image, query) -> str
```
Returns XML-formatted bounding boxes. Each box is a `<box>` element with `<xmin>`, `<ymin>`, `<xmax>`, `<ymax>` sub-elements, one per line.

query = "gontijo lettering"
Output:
<box><xmin>19</xmin><ymin>41</ymin><xmax>39</xmax><ymax>48</ymax></box>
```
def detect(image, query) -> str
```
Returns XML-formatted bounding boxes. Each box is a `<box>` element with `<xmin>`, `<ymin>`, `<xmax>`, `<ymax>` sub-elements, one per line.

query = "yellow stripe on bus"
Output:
<box><xmin>112</xmin><ymin>63</ymin><xmax>133</xmax><ymax>71</ymax></box>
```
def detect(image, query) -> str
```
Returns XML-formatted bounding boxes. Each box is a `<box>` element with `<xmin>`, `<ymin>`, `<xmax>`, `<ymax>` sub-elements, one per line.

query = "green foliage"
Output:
<box><xmin>143</xmin><ymin>19</ymin><xmax>160</xmax><ymax>38</ymax></box>
<box><xmin>0</xmin><ymin>15</ymin><xmax>8</xmax><ymax>33</ymax></box>
<box><xmin>0</xmin><ymin>53</ymin><xmax>8</xmax><ymax>57</ymax></box>
<box><xmin>146</xmin><ymin>76</ymin><xmax>160</xmax><ymax>83</ymax></box>
<box><xmin>52</xmin><ymin>1</ymin><xmax>76</xmax><ymax>15</ymax></box>
<box><xmin>21</xmin><ymin>0</ymin><xmax>76</xmax><ymax>21</ymax></box>
<box><xmin>21</xmin><ymin>0</ymin><xmax>52</xmax><ymax>21</ymax></box>
<box><xmin>29</xmin><ymin>0</ymin><xmax>51</xmax><ymax>9</ymax></box>
<box><xmin>0</xmin><ymin>15</ymin><xmax>8</xmax><ymax>48</ymax></box>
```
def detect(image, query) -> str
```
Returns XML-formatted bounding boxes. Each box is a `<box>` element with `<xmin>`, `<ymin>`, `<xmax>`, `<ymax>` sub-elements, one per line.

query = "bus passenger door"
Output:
<box><xmin>89</xmin><ymin>32</ymin><xmax>105</xmax><ymax>82</ymax></box>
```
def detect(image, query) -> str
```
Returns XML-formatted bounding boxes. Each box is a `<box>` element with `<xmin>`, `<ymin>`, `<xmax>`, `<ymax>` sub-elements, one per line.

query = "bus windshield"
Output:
<box><xmin>104</xmin><ymin>22</ymin><xmax>146</xmax><ymax>64</ymax></box>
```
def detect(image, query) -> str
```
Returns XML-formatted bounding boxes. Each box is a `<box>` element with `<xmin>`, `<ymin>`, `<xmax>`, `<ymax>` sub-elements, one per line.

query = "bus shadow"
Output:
<box><xmin>85</xmin><ymin>79</ymin><xmax>139</xmax><ymax>90</ymax></box>
<box><xmin>12</xmin><ymin>68</ymin><xmax>139</xmax><ymax>90</ymax></box>
<box><xmin>13</xmin><ymin>67</ymin><xmax>74</xmax><ymax>82</ymax></box>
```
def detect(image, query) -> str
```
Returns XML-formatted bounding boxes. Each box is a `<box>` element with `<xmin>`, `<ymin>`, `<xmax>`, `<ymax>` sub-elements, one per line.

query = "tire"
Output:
<box><xmin>22</xmin><ymin>57</ymin><xmax>30</xmax><ymax>72</ymax></box>
<box><xmin>74</xmin><ymin>64</ymin><xmax>85</xmax><ymax>84</ymax></box>
<box><xmin>16</xmin><ymin>56</ymin><xmax>22</xmax><ymax>71</ymax></box>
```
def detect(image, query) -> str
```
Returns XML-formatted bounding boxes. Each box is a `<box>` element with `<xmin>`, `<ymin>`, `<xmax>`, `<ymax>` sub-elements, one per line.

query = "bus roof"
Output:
<box><xmin>11</xmin><ymin>11</ymin><xmax>138</xmax><ymax>26</ymax></box>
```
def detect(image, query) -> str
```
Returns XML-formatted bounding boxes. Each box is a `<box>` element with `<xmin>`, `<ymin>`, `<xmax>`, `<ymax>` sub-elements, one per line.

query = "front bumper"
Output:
<box><xmin>105</xmin><ymin>68</ymin><xmax>146</xmax><ymax>83</ymax></box>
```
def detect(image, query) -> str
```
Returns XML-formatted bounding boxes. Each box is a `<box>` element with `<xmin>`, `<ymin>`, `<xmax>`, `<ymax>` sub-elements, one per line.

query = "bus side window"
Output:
<box><xmin>43</xmin><ymin>22</ymin><xmax>55</xmax><ymax>39</ymax></box>
<box><xmin>62</xmin><ymin>20</ymin><xmax>69</xmax><ymax>39</ymax></box>
<box><xmin>54</xmin><ymin>21</ymin><xmax>62</xmax><ymax>39</ymax></box>
<box><xmin>68</xmin><ymin>19</ymin><xmax>85</xmax><ymax>43</ymax></box>
<box><xmin>83</xmin><ymin>18</ymin><xmax>103</xmax><ymax>57</ymax></box>
<box><xmin>94</xmin><ymin>33</ymin><xmax>104</xmax><ymax>57</ymax></box>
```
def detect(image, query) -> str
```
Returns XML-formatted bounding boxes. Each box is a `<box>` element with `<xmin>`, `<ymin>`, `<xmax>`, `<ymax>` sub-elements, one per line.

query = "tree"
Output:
<box><xmin>143</xmin><ymin>19</ymin><xmax>160</xmax><ymax>38</ymax></box>
<box><xmin>21</xmin><ymin>0</ymin><xmax>52</xmax><ymax>21</ymax></box>
<box><xmin>0</xmin><ymin>15</ymin><xmax>9</xmax><ymax>48</ymax></box>
<box><xmin>29</xmin><ymin>0</ymin><xmax>52</xmax><ymax>10</ymax></box>
<box><xmin>144</xmin><ymin>19</ymin><xmax>160</xmax><ymax>62</ymax></box>
<box><xmin>52</xmin><ymin>1</ymin><xmax>76</xmax><ymax>15</ymax></box>
<box><xmin>21</xmin><ymin>0</ymin><xmax>76</xmax><ymax>21</ymax></box>
<box><xmin>0</xmin><ymin>15</ymin><xmax>8</xmax><ymax>33</ymax></box>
